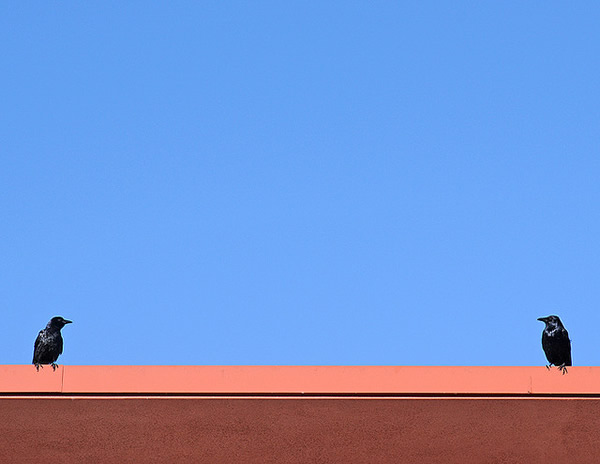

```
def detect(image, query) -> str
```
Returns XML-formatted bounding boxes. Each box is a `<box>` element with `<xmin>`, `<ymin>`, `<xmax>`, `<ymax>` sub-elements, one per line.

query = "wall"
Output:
<box><xmin>0</xmin><ymin>366</ymin><xmax>597</xmax><ymax>463</ymax></box>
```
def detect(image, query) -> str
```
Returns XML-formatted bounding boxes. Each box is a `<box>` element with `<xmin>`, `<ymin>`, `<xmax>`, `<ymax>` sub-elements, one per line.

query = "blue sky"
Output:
<box><xmin>1</xmin><ymin>2</ymin><xmax>599</xmax><ymax>366</ymax></box>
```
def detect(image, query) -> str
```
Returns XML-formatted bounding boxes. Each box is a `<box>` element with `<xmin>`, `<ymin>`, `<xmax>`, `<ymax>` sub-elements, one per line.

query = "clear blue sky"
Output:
<box><xmin>1</xmin><ymin>3</ymin><xmax>599</xmax><ymax>366</ymax></box>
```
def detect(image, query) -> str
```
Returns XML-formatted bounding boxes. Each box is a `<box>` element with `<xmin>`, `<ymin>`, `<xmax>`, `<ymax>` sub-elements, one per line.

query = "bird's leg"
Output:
<box><xmin>51</xmin><ymin>363</ymin><xmax>58</xmax><ymax>371</ymax></box>
<box><xmin>35</xmin><ymin>363</ymin><xmax>42</xmax><ymax>371</ymax></box>
<box><xmin>545</xmin><ymin>365</ymin><xmax>551</xmax><ymax>370</ymax></box>
<box><xmin>558</xmin><ymin>364</ymin><xmax>568</xmax><ymax>375</ymax></box>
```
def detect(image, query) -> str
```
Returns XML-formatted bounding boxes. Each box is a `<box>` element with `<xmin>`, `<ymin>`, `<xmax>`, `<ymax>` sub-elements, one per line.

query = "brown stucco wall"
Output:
<box><xmin>1</xmin><ymin>397</ymin><xmax>598</xmax><ymax>463</ymax></box>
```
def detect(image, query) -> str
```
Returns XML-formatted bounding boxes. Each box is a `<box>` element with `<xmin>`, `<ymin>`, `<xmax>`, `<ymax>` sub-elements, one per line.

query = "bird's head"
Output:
<box><xmin>48</xmin><ymin>316</ymin><xmax>73</xmax><ymax>329</ymax></box>
<box><xmin>537</xmin><ymin>315</ymin><xmax>563</xmax><ymax>329</ymax></box>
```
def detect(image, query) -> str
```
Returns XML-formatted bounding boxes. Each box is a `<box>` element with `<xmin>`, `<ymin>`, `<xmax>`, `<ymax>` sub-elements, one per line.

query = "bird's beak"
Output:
<box><xmin>537</xmin><ymin>317</ymin><xmax>547</xmax><ymax>322</ymax></box>
<box><xmin>64</xmin><ymin>319</ymin><xmax>73</xmax><ymax>324</ymax></box>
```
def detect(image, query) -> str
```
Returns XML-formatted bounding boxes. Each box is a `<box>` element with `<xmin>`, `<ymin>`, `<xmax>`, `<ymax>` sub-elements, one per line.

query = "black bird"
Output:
<box><xmin>537</xmin><ymin>315</ymin><xmax>571</xmax><ymax>374</ymax></box>
<box><xmin>33</xmin><ymin>316</ymin><xmax>72</xmax><ymax>371</ymax></box>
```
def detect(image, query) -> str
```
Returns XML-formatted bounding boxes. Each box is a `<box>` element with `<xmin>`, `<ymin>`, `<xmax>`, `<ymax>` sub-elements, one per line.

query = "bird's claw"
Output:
<box><xmin>558</xmin><ymin>364</ymin><xmax>568</xmax><ymax>375</ymax></box>
<box><xmin>35</xmin><ymin>364</ymin><xmax>42</xmax><ymax>371</ymax></box>
<box><xmin>51</xmin><ymin>363</ymin><xmax>58</xmax><ymax>371</ymax></box>
<box><xmin>545</xmin><ymin>365</ymin><xmax>551</xmax><ymax>370</ymax></box>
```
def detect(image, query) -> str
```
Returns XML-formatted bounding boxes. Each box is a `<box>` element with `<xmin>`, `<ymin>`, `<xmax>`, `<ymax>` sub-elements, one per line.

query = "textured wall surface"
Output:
<box><xmin>1</xmin><ymin>397</ymin><xmax>599</xmax><ymax>463</ymax></box>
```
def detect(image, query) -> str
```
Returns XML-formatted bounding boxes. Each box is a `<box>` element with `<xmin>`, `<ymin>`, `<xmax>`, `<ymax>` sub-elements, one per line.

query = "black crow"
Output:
<box><xmin>33</xmin><ymin>316</ymin><xmax>73</xmax><ymax>371</ymax></box>
<box><xmin>537</xmin><ymin>315</ymin><xmax>571</xmax><ymax>374</ymax></box>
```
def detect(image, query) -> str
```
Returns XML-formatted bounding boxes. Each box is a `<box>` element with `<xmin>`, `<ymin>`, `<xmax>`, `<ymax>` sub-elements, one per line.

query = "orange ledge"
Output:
<box><xmin>1</xmin><ymin>365</ymin><xmax>598</xmax><ymax>395</ymax></box>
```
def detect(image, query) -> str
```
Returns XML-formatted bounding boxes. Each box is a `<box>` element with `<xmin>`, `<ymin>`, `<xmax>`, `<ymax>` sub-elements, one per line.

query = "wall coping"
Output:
<box><xmin>0</xmin><ymin>365</ymin><xmax>598</xmax><ymax>395</ymax></box>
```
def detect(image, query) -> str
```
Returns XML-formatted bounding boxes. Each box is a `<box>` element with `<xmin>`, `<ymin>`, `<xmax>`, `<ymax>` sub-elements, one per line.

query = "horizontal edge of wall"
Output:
<box><xmin>1</xmin><ymin>365</ymin><xmax>599</xmax><ymax>395</ymax></box>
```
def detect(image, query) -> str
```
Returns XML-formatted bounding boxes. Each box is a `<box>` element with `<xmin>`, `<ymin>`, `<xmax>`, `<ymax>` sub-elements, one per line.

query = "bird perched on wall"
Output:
<box><xmin>537</xmin><ymin>315</ymin><xmax>571</xmax><ymax>374</ymax></box>
<box><xmin>33</xmin><ymin>316</ymin><xmax>73</xmax><ymax>371</ymax></box>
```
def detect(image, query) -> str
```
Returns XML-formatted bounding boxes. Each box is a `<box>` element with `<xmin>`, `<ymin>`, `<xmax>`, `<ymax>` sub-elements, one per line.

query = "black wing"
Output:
<box><xmin>32</xmin><ymin>330</ymin><xmax>44</xmax><ymax>364</ymax></box>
